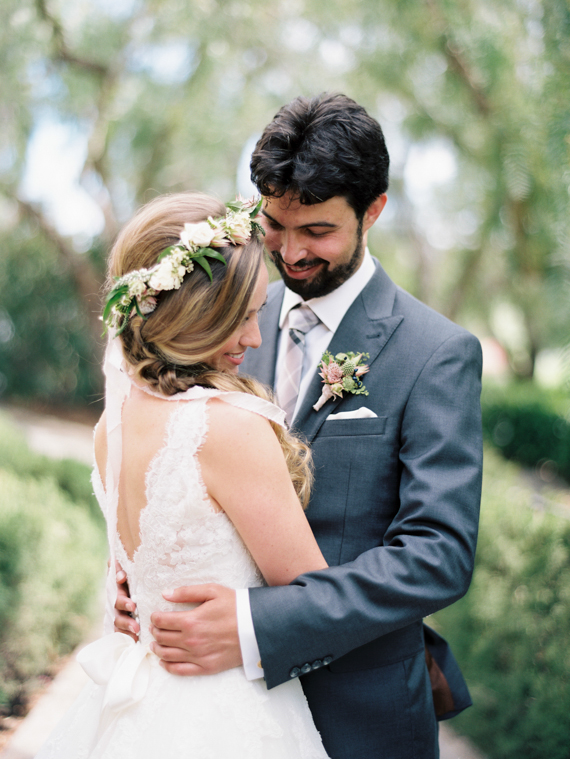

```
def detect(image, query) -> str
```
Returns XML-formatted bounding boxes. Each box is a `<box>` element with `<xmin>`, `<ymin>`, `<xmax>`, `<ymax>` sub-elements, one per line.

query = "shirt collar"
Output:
<box><xmin>278</xmin><ymin>249</ymin><xmax>376</xmax><ymax>332</ymax></box>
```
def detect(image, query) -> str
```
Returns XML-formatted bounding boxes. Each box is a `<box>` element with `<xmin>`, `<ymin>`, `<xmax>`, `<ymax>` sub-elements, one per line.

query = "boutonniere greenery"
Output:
<box><xmin>313</xmin><ymin>351</ymin><xmax>370</xmax><ymax>412</ymax></box>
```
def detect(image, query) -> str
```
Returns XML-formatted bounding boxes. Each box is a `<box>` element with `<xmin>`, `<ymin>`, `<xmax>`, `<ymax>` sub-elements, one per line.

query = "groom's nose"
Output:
<box><xmin>279</xmin><ymin>231</ymin><xmax>308</xmax><ymax>265</ymax></box>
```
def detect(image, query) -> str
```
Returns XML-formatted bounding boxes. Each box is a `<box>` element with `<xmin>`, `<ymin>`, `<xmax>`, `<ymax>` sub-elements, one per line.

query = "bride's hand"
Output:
<box><xmin>149</xmin><ymin>584</ymin><xmax>242</xmax><ymax>675</ymax></box>
<box><xmin>114</xmin><ymin>563</ymin><xmax>140</xmax><ymax>641</ymax></box>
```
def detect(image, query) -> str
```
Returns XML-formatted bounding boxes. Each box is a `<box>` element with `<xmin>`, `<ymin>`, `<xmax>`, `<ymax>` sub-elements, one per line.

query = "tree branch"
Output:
<box><xmin>80</xmin><ymin>72</ymin><xmax>122</xmax><ymax>241</ymax></box>
<box><xmin>443</xmin><ymin>40</ymin><xmax>491</xmax><ymax>118</ymax></box>
<box><xmin>35</xmin><ymin>0</ymin><xmax>125</xmax><ymax>239</ymax></box>
<box><xmin>443</xmin><ymin>245</ymin><xmax>485</xmax><ymax>321</ymax></box>
<box><xmin>35</xmin><ymin>0</ymin><xmax>109</xmax><ymax>77</ymax></box>
<box><xmin>424</xmin><ymin>0</ymin><xmax>492</xmax><ymax>118</ymax></box>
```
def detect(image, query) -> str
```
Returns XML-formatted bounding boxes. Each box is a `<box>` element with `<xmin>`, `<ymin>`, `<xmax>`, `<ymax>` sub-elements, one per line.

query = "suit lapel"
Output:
<box><xmin>293</xmin><ymin>264</ymin><xmax>403</xmax><ymax>442</ymax></box>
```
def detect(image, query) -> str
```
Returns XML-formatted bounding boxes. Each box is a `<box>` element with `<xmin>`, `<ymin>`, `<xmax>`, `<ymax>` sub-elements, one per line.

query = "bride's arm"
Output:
<box><xmin>148</xmin><ymin>399</ymin><xmax>326</xmax><ymax>676</ymax></box>
<box><xmin>199</xmin><ymin>399</ymin><xmax>327</xmax><ymax>586</ymax></box>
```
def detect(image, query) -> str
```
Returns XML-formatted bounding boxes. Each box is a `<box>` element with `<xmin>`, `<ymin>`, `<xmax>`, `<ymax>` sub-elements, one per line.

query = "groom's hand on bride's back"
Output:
<box><xmin>149</xmin><ymin>583</ymin><xmax>242</xmax><ymax>676</ymax></box>
<box><xmin>114</xmin><ymin>563</ymin><xmax>140</xmax><ymax>641</ymax></box>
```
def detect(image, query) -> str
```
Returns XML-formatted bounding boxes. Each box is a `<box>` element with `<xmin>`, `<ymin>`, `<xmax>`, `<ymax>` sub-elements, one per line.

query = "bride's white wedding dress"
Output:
<box><xmin>35</xmin><ymin>355</ymin><xmax>329</xmax><ymax>758</ymax></box>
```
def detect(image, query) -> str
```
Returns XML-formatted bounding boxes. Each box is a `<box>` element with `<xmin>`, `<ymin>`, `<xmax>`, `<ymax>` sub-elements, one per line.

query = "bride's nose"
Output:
<box><xmin>242</xmin><ymin>319</ymin><xmax>262</xmax><ymax>350</ymax></box>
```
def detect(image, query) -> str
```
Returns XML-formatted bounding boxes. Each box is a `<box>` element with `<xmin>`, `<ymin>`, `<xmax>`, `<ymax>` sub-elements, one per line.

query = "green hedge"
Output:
<box><xmin>434</xmin><ymin>447</ymin><xmax>570</xmax><ymax>759</ymax></box>
<box><xmin>0</xmin><ymin>414</ymin><xmax>106</xmax><ymax>714</ymax></box>
<box><xmin>481</xmin><ymin>382</ymin><xmax>570</xmax><ymax>483</ymax></box>
<box><xmin>0</xmin><ymin>413</ymin><xmax>103</xmax><ymax>527</ymax></box>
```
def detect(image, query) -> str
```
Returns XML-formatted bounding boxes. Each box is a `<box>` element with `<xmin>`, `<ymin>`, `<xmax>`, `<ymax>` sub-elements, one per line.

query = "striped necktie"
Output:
<box><xmin>277</xmin><ymin>304</ymin><xmax>320</xmax><ymax>424</ymax></box>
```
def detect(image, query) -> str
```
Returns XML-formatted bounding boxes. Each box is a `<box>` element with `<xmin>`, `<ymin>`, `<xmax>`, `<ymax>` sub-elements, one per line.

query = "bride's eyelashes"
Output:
<box><xmin>243</xmin><ymin>300</ymin><xmax>267</xmax><ymax>323</ymax></box>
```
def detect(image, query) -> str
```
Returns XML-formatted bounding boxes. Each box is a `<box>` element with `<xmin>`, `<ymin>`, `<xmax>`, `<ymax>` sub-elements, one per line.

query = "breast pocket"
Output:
<box><xmin>318</xmin><ymin>416</ymin><xmax>388</xmax><ymax>438</ymax></box>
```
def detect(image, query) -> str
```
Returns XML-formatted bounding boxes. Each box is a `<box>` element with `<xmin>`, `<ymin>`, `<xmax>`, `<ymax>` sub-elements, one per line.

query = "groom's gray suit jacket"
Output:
<box><xmin>242</xmin><ymin>262</ymin><xmax>482</xmax><ymax>759</ymax></box>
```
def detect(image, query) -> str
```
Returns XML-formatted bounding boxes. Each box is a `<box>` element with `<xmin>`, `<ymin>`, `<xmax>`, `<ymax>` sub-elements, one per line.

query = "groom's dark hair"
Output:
<box><xmin>250</xmin><ymin>93</ymin><xmax>389</xmax><ymax>220</ymax></box>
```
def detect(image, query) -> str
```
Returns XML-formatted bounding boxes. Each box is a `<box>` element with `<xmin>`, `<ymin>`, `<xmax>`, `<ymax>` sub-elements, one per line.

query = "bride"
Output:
<box><xmin>35</xmin><ymin>192</ymin><xmax>330</xmax><ymax>758</ymax></box>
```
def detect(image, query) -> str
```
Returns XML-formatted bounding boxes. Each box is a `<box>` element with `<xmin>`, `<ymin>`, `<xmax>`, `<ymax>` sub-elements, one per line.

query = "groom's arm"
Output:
<box><xmin>250</xmin><ymin>330</ymin><xmax>483</xmax><ymax>688</ymax></box>
<box><xmin>149</xmin><ymin>330</ymin><xmax>482</xmax><ymax>682</ymax></box>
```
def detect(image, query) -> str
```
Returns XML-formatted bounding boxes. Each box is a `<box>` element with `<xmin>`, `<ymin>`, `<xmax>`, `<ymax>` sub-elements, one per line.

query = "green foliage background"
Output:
<box><xmin>0</xmin><ymin>229</ymin><xmax>101</xmax><ymax>404</ymax></box>
<box><xmin>0</xmin><ymin>0</ymin><xmax>569</xmax><ymax>753</ymax></box>
<box><xmin>434</xmin><ymin>447</ymin><xmax>570</xmax><ymax>759</ymax></box>
<box><xmin>482</xmin><ymin>382</ymin><xmax>570</xmax><ymax>484</ymax></box>
<box><xmin>0</xmin><ymin>413</ymin><xmax>106</xmax><ymax>712</ymax></box>
<box><xmin>0</xmin><ymin>0</ymin><xmax>568</xmax><ymax>404</ymax></box>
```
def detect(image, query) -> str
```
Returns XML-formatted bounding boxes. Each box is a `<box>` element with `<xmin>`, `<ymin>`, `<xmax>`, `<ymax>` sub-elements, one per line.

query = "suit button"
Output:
<box><xmin>289</xmin><ymin>667</ymin><xmax>301</xmax><ymax>678</ymax></box>
<box><xmin>300</xmin><ymin>663</ymin><xmax>312</xmax><ymax>675</ymax></box>
<box><xmin>312</xmin><ymin>660</ymin><xmax>323</xmax><ymax>670</ymax></box>
<box><xmin>323</xmin><ymin>656</ymin><xmax>333</xmax><ymax>666</ymax></box>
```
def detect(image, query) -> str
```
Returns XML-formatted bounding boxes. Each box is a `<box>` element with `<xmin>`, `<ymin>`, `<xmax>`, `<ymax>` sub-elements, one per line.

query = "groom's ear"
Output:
<box><xmin>362</xmin><ymin>194</ymin><xmax>388</xmax><ymax>233</ymax></box>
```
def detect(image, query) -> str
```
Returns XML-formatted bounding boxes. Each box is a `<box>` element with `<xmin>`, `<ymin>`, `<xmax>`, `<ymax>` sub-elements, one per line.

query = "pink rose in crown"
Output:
<box><xmin>138</xmin><ymin>295</ymin><xmax>157</xmax><ymax>315</ymax></box>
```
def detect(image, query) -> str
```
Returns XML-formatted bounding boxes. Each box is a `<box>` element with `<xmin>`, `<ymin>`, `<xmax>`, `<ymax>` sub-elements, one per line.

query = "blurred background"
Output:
<box><xmin>0</xmin><ymin>1</ymin><xmax>568</xmax><ymax>757</ymax></box>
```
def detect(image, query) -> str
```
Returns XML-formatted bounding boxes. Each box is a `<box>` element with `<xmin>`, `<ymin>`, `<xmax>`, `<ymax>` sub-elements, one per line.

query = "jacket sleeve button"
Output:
<box><xmin>289</xmin><ymin>667</ymin><xmax>301</xmax><ymax>678</ymax></box>
<box><xmin>312</xmin><ymin>660</ymin><xmax>323</xmax><ymax>670</ymax></box>
<box><xmin>323</xmin><ymin>656</ymin><xmax>333</xmax><ymax>666</ymax></box>
<box><xmin>300</xmin><ymin>663</ymin><xmax>312</xmax><ymax>674</ymax></box>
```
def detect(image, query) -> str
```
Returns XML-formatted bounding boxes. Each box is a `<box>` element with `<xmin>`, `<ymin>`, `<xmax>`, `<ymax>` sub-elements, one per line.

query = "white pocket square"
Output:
<box><xmin>328</xmin><ymin>407</ymin><xmax>378</xmax><ymax>420</ymax></box>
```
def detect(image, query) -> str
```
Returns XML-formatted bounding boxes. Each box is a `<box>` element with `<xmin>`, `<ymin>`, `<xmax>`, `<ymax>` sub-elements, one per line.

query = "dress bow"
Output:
<box><xmin>77</xmin><ymin>633</ymin><xmax>153</xmax><ymax>714</ymax></box>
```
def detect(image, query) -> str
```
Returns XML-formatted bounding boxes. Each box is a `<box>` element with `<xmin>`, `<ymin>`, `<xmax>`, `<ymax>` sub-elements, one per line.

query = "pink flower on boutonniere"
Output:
<box><xmin>313</xmin><ymin>351</ymin><xmax>370</xmax><ymax>412</ymax></box>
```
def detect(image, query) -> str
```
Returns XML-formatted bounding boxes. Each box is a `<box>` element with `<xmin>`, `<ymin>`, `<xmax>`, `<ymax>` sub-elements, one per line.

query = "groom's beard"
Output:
<box><xmin>270</xmin><ymin>220</ymin><xmax>364</xmax><ymax>300</ymax></box>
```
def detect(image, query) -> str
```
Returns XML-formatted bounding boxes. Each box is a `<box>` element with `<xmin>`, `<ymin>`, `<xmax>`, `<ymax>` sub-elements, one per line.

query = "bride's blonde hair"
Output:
<box><xmin>107</xmin><ymin>192</ymin><xmax>312</xmax><ymax>507</ymax></box>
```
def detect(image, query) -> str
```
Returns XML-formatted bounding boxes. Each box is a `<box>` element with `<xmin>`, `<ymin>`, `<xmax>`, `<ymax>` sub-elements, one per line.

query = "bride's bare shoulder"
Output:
<box><xmin>202</xmin><ymin>397</ymin><xmax>279</xmax><ymax>461</ymax></box>
<box><xmin>207</xmin><ymin>396</ymin><xmax>274</xmax><ymax>435</ymax></box>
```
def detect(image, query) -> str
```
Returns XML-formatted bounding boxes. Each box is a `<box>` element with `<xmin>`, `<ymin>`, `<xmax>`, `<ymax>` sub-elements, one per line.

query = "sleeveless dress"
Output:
<box><xmin>35</xmin><ymin>385</ymin><xmax>329</xmax><ymax>758</ymax></box>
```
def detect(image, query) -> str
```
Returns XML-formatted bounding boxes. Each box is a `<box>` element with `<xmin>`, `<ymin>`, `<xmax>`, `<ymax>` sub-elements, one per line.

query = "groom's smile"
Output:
<box><xmin>260</xmin><ymin>192</ymin><xmax>386</xmax><ymax>300</ymax></box>
<box><xmin>272</xmin><ymin>252</ymin><xmax>326</xmax><ymax>280</ymax></box>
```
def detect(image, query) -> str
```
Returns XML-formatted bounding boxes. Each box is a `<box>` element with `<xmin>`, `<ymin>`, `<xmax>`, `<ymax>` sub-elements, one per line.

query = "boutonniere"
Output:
<box><xmin>313</xmin><ymin>351</ymin><xmax>370</xmax><ymax>412</ymax></box>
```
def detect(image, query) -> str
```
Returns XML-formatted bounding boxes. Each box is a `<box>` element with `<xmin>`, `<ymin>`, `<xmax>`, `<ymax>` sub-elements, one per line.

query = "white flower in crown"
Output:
<box><xmin>148</xmin><ymin>259</ymin><xmax>187</xmax><ymax>291</ymax></box>
<box><xmin>102</xmin><ymin>196</ymin><xmax>264</xmax><ymax>336</ymax></box>
<box><xmin>169</xmin><ymin>246</ymin><xmax>187</xmax><ymax>264</ymax></box>
<box><xmin>128</xmin><ymin>276</ymin><xmax>148</xmax><ymax>297</ymax></box>
<box><xmin>180</xmin><ymin>221</ymin><xmax>216</xmax><ymax>249</ymax></box>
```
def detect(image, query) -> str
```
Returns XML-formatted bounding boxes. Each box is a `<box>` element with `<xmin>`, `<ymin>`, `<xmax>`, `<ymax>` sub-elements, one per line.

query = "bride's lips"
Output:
<box><xmin>224</xmin><ymin>352</ymin><xmax>245</xmax><ymax>367</ymax></box>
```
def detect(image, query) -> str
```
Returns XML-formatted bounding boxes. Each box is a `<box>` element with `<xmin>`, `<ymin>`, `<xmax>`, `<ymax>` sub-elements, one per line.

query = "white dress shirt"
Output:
<box><xmin>237</xmin><ymin>250</ymin><xmax>376</xmax><ymax>679</ymax></box>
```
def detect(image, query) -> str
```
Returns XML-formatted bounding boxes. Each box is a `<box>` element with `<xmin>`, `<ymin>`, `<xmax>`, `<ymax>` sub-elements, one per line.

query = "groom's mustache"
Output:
<box><xmin>271</xmin><ymin>251</ymin><xmax>327</xmax><ymax>271</ymax></box>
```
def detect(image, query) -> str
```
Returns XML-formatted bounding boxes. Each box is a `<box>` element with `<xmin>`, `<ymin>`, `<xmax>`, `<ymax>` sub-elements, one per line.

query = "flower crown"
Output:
<box><xmin>103</xmin><ymin>197</ymin><xmax>264</xmax><ymax>336</ymax></box>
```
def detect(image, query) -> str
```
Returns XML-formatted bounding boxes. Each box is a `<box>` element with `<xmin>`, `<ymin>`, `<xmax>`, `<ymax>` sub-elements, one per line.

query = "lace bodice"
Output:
<box><xmin>40</xmin><ymin>358</ymin><xmax>329</xmax><ymax>759</ymax></box>
<box><xmin>92</xmin><ymin>397</ymin><xmax>263</xmax><ymax>645</ymax></box>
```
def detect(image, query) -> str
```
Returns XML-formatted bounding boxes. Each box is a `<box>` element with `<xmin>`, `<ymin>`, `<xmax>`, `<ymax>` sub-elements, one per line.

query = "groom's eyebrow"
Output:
<box><xmin>261</xmin><ymin>210</ymin><xmax>337</xmax><ymax>230</ymax></box>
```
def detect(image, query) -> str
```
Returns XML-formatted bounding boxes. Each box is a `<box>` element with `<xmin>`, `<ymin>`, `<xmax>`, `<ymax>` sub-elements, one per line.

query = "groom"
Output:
<box><xmin>116</xmin><ymin>93</ymin><xmax>483</xmax><ymax>758</ymax></box>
